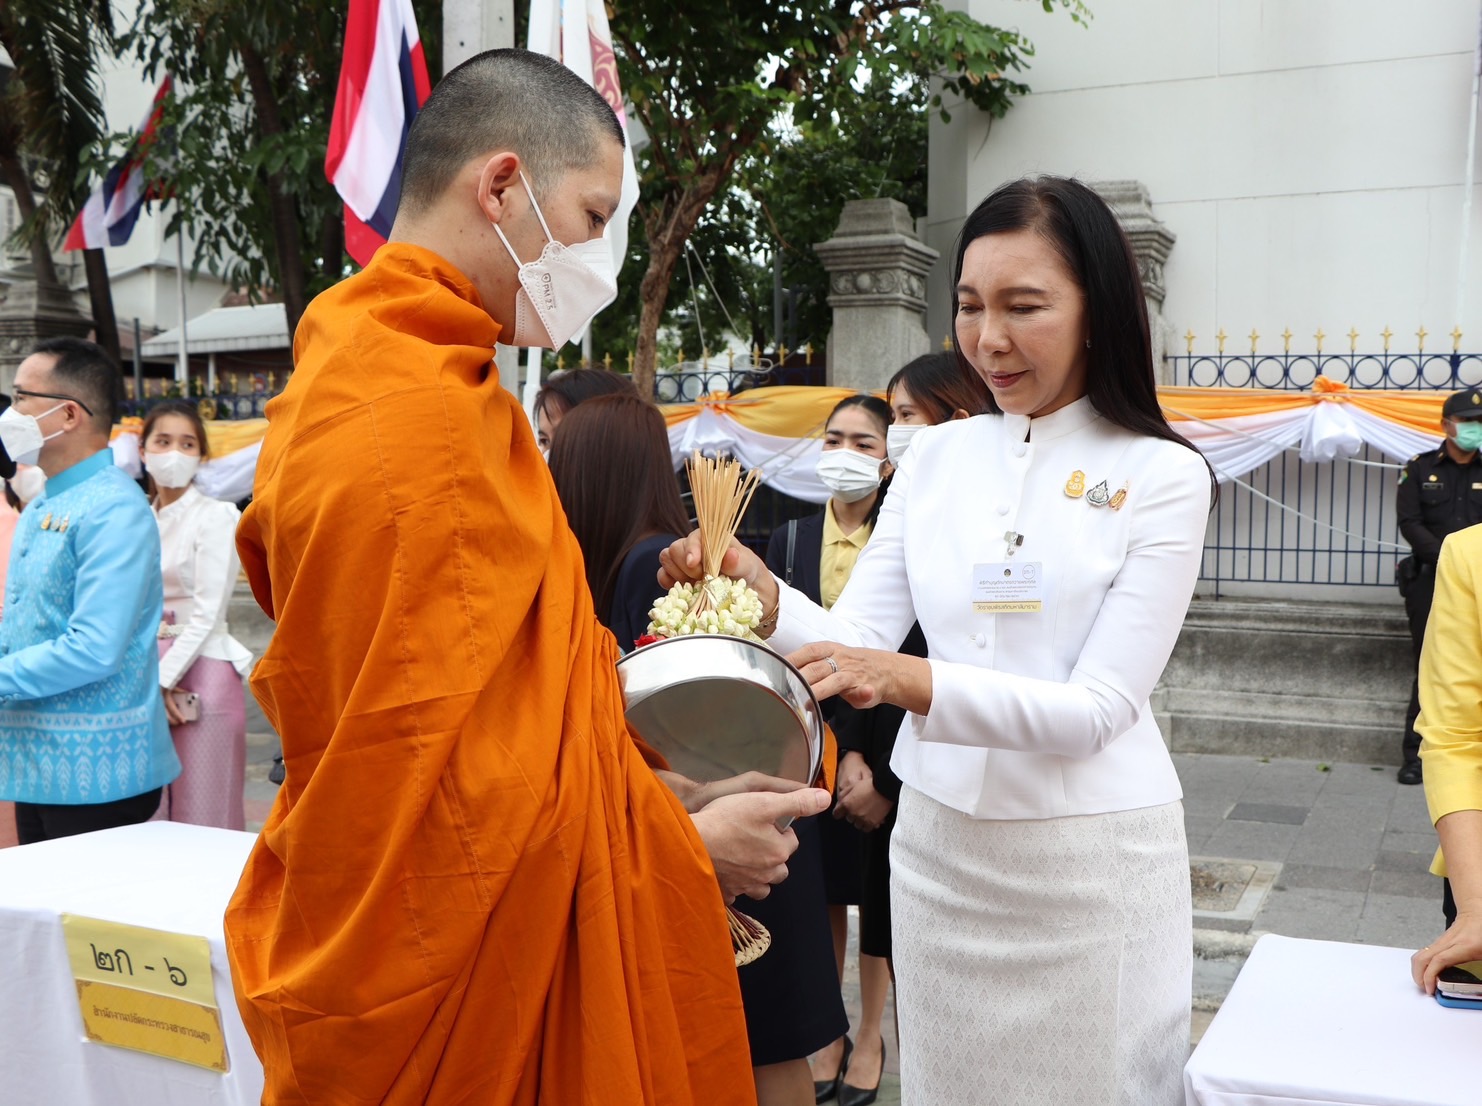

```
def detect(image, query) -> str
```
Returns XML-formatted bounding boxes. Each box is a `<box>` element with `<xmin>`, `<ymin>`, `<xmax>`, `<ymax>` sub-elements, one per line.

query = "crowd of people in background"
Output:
<box><xmin>0</xmin><ymin>341</ymin><xmax>251</xmax><ymax>845</ymax></box>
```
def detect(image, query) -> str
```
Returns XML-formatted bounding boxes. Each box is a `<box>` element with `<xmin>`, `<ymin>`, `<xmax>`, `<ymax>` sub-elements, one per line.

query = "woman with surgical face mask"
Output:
<box><xmin>141</xmin><ymin>401</ymin><xmax>253</xmax><ymax>830</ymax></box>
<box><xmin>759</xmin><ymin>394</ymin><xmax>891</xmax><ymax>1106</ymax></box>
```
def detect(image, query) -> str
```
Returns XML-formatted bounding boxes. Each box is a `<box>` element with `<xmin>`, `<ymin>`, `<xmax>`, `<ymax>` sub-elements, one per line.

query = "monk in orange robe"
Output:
<box><xmin>225</xmin><ymin>49</ymin><xmax>829</xmax><ymax>1105</ymax></box>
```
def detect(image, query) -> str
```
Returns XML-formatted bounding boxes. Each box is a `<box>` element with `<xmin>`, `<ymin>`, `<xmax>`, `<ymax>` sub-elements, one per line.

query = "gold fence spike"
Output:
<box><xmin>779</xmin><ymin>344</ymin><xmax>789</xmax><ymax>364</ymax></box>
<box><xmin>1347</xmin><ymin>327</ymin><xmax>1359</xmax><ymax>354</ymax></box>
<box><xmin>728</xmin><ymin>348</ymin><xmax>735</xmax><ymax>370</ymax></box>
<box><xmin>1248</xmin><ymin>328</ymin><xmax>1260</xmax><ymax>354</ymax></box>
<box><xmin>556</xmin><ymin>354</ymin><xmax>565</xmax><ymax>370</ymax></box>
<box><xmin>1380</xmin><ymin>325</ymin><xmax>1393</xmax><ymax>353</ymax></box>
<box><xmin>603</xmin><ymin>351</ymin><xmax>612</xmax><ymax>370</ymax></box>
<box><xmin>1215</xmin><ymin>328</ymin><xmax>1228</xmax><ymax>354</ymax></box>
<box><xmin>267</xmin><ymin>372</ymin><xmax>277</xmax><ymax>392</ymax></box>
<box><xmin>1281</xmin><ymin>327</ymin><xmax>1293</xmax><ymax>353</ymax></box>
<box><xmin>942</xmin><ymin>334</ymin><xmax>952</xmax><ymax>351</ymax></box>
<box><xmin>702</xmin><ymin>347</ymin><xmax>710</xmax><ymax>368</ymax></box>
<box><xmin>676</xmin><ymin>347</ymin><xmax>684</xmax><ymax>366</ymax></box>
<box><xmin>1314</xmin><ymin>327</ymin><xmax>1326</xmax><ymax>353</ymax></box>
<box><xmin>752</xmin><ymin>344</ymin><xmax>761</xmax><ymax>364</ymax></box>
<box><xmin>1184</xmin><ymin>329</ymin><xmax>1196</xmax><ymax>354</ymax></box>
<box><xmin>804</xmin><ymin>342</ymin><xmax>814</xmax><ymax>365</ymax></box>
<box><xmin>1416</xmin><ymin>325</ymin><xmax>1428</xmax><ymax>353</ymax></box>
<box><xmin>627</xmin><ymin>350</ymin><xmax>635</xmax><ymax>372</ymax></box>
<box><xmin>1452</xmin><ymin>326</ymin><xmax>1464</xmax><ymax>353</ymax></box>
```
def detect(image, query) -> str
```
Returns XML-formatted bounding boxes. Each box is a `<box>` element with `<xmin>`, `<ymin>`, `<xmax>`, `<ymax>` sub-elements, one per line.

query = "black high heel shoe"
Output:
<box><xmin>813</xmin><ymin>1035</ymin><xmax>853</xmax><ymax>1104</ymax></box>
<box><xmin>838</xmin><ymin>1040</ymin><xmax>884</xmax><ymax>1106</ymax></box>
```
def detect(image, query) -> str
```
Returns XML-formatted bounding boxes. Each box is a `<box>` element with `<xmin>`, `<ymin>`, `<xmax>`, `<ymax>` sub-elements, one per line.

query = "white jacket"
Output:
<box><xmin>155</xmin><ymin>484</ymin><xmax>253</xmax><ymax>689</ymax></box>
<box><xmin>769</xmin><ymin>396</ymin><xmax>1212</xmax><ymax>820</ymax></box>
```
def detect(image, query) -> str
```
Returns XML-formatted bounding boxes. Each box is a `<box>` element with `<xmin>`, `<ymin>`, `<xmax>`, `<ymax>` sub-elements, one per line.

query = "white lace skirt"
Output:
<box><xmin>891</xmin><ymin>787</ymin><xmax>1191</xmax><ymax>1106</ymax></box>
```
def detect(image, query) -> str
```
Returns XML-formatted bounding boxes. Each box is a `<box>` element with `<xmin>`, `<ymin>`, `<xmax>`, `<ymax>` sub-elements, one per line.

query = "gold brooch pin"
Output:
<box><xmin>41</xmin><ymin>513</ymin><xmax>52</xmax><ymax>531</ymax></box>
<box><xmin>58</xmin><ymin>516</ymin><xmax>70</xmax><ymax>533</ymax></box>
<box><xmin>1085</xmin><ymin>480</ymin><xmax>1111</xmax><ymax>507</ymax></box>
<box><xmin>1108</xmin><ymin>482</ymin><xmax>1129</xmax><ymax>511</ymax></box>
<box><xmin>1064</xmin><ymin>470</ymin><xmax>1086</xmax><ymax>498</ymax></box>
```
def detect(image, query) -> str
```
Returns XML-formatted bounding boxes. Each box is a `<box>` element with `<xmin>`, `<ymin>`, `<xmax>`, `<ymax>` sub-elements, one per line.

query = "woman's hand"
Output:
<box><xmin>1411</xmin><ymin>910</ymin><xmax>1482</xmax><ymax>994</ymax></box>
<box><xmin>834</xmin><ymin>752</ymin><xmax>894</xmax><ymax>831</ymax></box>
<box><xmin>787</xmin><ymin>642</ymin><xmax>933</xmax><ymax>713</ymax></box>
<box><xmin>161</xmin><ymin>687</ymin><xmax>185</xmax><ymax>727</ymax></box>
<box><xmin>658</xmin><ymin>531</ymin><xmax>778</xmax><ymax>619</ymax></box>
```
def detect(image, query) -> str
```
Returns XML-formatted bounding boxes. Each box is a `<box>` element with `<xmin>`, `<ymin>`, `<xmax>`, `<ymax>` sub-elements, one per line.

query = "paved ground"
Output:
<box><xmin>242</xmin><ymin>725</ymin><xmax>1442</xmax><ymax>1106</ymax></box>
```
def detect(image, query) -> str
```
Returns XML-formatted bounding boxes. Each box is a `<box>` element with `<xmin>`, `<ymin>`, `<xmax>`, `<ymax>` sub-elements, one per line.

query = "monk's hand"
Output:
<box><xmin>690</xmin><ymin>771</ymin><xmax>807</xmax><ymax>813</ymax></box>
<box><xmin>788</xmin><ymin>642</ymin><xmax>932</xmax><ymax>712</ymax></box>
<box><xmin>658</xmin><ymin>770</ymin><xmax>804</xmax><ymax>814</ymax></box>
<box><xmin>690</xmin><ymin>788</ymin><xmax>832</xmax><ymax>902</ymax></box>
<box><xmin>1411</xmin><ymin>909</ymin><xmax>1482</xmax><ymax>994</ymax></box>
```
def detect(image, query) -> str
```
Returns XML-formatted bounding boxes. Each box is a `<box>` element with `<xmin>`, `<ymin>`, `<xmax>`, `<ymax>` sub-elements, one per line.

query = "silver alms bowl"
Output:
<box><xmin>616</xmin><ymin>634</ymin><xmax>824</xmax><ymax>787</ymax></box>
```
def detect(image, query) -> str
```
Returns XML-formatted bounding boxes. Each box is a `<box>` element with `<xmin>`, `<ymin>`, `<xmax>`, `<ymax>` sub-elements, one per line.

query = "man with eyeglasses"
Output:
<box><xmin>0</xmin><ymin>337</ymin><xmax>178</xmax><ymax>843</ymax></box>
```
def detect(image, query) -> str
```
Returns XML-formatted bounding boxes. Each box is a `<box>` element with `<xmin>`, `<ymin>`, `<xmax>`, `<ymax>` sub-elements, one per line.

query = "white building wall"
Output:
<box><xmin>929</xmin><ymin>0</ymin><xmax>1482</xmax><ymax>357</ymax></box>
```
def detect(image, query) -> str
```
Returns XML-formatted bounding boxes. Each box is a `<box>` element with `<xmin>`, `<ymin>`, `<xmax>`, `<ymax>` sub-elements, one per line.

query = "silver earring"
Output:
<box><xmin>1085</xmin><ymin>338</ymin><xmax>1091</xmax><ymax>349</ymax></box>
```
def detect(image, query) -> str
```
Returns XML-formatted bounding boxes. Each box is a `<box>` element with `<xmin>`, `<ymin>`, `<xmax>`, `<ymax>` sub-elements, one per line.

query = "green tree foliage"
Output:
<box><xmin>610</xmin><ymin>0</ymin><xmax>1088</xmax><ymax>396</ymax></box>
<box><xmin>0</xmin><ymin>1</ymin><xmax>113</xmax><ymax>288</ymax></box>
<box><xmin>117</xmin><ymin>1</ymin><xmax>442</xmax><ymax>337</ymax></box>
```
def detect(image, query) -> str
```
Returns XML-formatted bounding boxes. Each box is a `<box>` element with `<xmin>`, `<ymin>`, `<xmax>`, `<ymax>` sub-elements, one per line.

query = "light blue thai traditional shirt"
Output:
<box><xmin>0</xmin><ymin>449</ymin><xmax>179</xmax><ymax>804</ymax></box>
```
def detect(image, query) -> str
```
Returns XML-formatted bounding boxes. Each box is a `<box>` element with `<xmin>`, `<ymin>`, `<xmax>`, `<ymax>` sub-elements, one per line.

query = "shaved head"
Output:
<box><xmin>399</xmin><ymin>48</ymin><xmax>624</xmax><ymax>215</ymax></box>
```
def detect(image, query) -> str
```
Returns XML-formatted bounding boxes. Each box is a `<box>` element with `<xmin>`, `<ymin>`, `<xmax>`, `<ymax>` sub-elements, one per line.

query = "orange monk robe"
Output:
<box><xmin>225</xmin><ymin>243</ymin><xmax>755</xmax><ymax>1106</ymax></box>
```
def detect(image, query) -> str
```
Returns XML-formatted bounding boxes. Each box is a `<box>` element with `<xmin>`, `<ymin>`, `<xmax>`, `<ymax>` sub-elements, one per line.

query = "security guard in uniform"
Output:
<box><xmin>1396</xmin><ymin>386</ymin><xmax>1482</xmax><ymax>783</ymax></box>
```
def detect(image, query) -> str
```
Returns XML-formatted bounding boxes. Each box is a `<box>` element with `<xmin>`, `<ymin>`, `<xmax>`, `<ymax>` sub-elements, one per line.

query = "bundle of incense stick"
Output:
<box><xmin>687</xmin><ymin>450</ymin><xmax>762</xmax><ymax>613</ymax></box>
<box><xmin>730</xmin><ymin>906</ymin><xmax>772</xmax><ymax>967</ymax></box>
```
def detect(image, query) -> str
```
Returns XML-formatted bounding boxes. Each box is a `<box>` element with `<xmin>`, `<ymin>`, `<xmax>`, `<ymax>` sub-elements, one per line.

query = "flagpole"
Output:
<box><xmin>175</xmin><ymin>231</ymin><xmax>189</xmax><ymax>387</ymax></box>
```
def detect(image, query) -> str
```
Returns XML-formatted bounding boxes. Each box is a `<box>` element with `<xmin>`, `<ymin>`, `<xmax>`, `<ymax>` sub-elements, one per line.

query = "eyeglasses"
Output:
<box><xmin>12</xmin><ymin>388</ymin><xmax>93</xmax><ymax>416</ymax></box>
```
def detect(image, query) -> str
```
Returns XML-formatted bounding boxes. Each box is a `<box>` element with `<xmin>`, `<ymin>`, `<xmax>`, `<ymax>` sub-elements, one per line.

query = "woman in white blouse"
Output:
<box><xmin>142</xmin><ymin>401</ymin><xmax>252</xmax><ymax>830</ymax></box>
<box><xmin>663</xmin><ymin>176</ymin><xmax>1214</xmax><ymax>1106</ymax></box>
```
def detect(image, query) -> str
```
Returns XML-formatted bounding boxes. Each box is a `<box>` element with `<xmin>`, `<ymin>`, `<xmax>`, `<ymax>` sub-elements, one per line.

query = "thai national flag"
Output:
<box><xmin>63</xmin><ymin>77</ymin><xmax>174</xmax><ymax>252</ymax></box>
<box><xmin>326</xmin><ymin>0</ymin><xmax>432</xmax><ymax>267</ymax></box>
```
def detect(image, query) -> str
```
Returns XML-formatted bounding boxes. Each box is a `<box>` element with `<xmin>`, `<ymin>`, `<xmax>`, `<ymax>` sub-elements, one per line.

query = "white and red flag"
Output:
<box><xmin>527</xmin><ymin>0</ymin><xmax>640</xmax><ymax>277</ymax></box>
<box><xmin>63</xmin><ymin>76</ymin><xmax>174</xmax><ymax>251</ymax></box>
<box><xmin>325</xmin><ymin>0</ymin><xmax>432</xmax><ymax>266</ymax></box>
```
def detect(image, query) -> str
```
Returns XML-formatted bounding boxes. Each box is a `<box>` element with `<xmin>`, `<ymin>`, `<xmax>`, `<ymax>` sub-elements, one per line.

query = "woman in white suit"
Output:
<box><xmin>662</xmin><ymin>176</ymin><xmax>1214</xmax><ymax>1105</ymax></box>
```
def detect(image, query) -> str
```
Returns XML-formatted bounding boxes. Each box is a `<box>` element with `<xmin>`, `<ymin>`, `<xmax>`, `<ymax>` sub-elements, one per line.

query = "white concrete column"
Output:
<box><xmin>814</xmin><ymin>199</ymin><xmax>939</xmax><ymax>391</ymax></box>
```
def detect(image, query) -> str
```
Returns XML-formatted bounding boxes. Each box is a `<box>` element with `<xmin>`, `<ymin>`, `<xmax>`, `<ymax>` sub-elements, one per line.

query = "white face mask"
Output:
<box><xmin>491</xmin><ymin>170</ymin><xmax>618</xmax><ymax>349</ymax></box>
<box><xmin>886</xmin><ymin>423</ymin><xmax>926</xmax><ymax>465</ymax></box>
<box><xmin>816</xmin><ymin>448</ymin><xmax>883</xmax><ymax>503</ymax></box>
<box><xmin>0</xmin><ymin>404</ymin><xmax>65</xmax><ymax>468</ymax></box>
<box><xmin>144</xmin><ymin>450</ymin><xmax>201</xmax><ymax>489</ymax></box>
<box><xmin>10</xmin><ymin>466</ymin><xmax>45</xmax><ymax>505</ymax></box>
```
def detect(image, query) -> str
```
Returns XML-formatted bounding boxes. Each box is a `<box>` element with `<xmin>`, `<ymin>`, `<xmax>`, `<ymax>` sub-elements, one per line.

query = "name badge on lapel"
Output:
<box><xmin>973</xmin><ymin>561</ymin><xmax>1043</xmax><ymax>613</ymax></box>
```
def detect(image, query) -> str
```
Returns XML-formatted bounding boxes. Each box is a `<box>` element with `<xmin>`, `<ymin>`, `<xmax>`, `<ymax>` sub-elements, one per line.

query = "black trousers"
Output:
<box><xmin>14</xmin><ymin>788</ymin><xmax>162</xmax><ymax>845</ymax></box>
<box><xmin>1402</xmin><ymin>564</ymin><xmax>1438</xmax><ymax>766</ymax></box>
<box><xmin>1444</xmin><ymin>878</ymin><xmax>1457</xmax><ymax>928</ymax></box>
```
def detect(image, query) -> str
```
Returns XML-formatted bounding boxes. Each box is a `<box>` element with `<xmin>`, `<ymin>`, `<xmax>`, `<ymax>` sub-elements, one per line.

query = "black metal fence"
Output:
<box><xmin>1168</xmin><ymin>347</ymin><xmax>1469</xmax><ymax>591</ymax></box>
<box><xmin>1169</xmin><ymin>350</ymin><xmax>1482</xmax><ymax>390</ymax></box>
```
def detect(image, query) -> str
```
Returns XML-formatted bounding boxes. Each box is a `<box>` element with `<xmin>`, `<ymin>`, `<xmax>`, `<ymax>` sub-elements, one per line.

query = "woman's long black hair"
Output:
<box><xmin>952</xmin><ymin>176</ymin><xmax>1216</xmax><ymax>498</ymax></box>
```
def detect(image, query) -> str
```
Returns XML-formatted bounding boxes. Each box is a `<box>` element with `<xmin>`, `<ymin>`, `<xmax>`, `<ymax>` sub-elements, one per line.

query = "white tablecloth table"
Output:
<box><xmin>0</xmin><ymin>821</ymin><xmax>264</xmax><ymax>1105</ymax></box>
<box><xmin>1185</xmin><ymin>934</ymin><xmax>1478</xmax><ymax>1106</ymax></box>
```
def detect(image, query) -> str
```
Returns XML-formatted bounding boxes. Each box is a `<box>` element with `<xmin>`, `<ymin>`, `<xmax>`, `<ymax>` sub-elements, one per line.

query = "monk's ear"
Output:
<box><xmin>477</xmin><ymin>151</ymin><xmax>524</xmax><ymax>226</ymax></box>
<box><xmin>951</xmin><ymin>408</ymin><xmax>972</xmax><ymax>421</ymax></box>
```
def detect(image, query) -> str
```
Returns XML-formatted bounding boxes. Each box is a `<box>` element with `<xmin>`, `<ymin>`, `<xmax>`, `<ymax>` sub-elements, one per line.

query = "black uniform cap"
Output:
<box><xmin>1442</xmin><ymin>388</ymin><xmax>1482</xmax><ymax>419</ymax></box>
